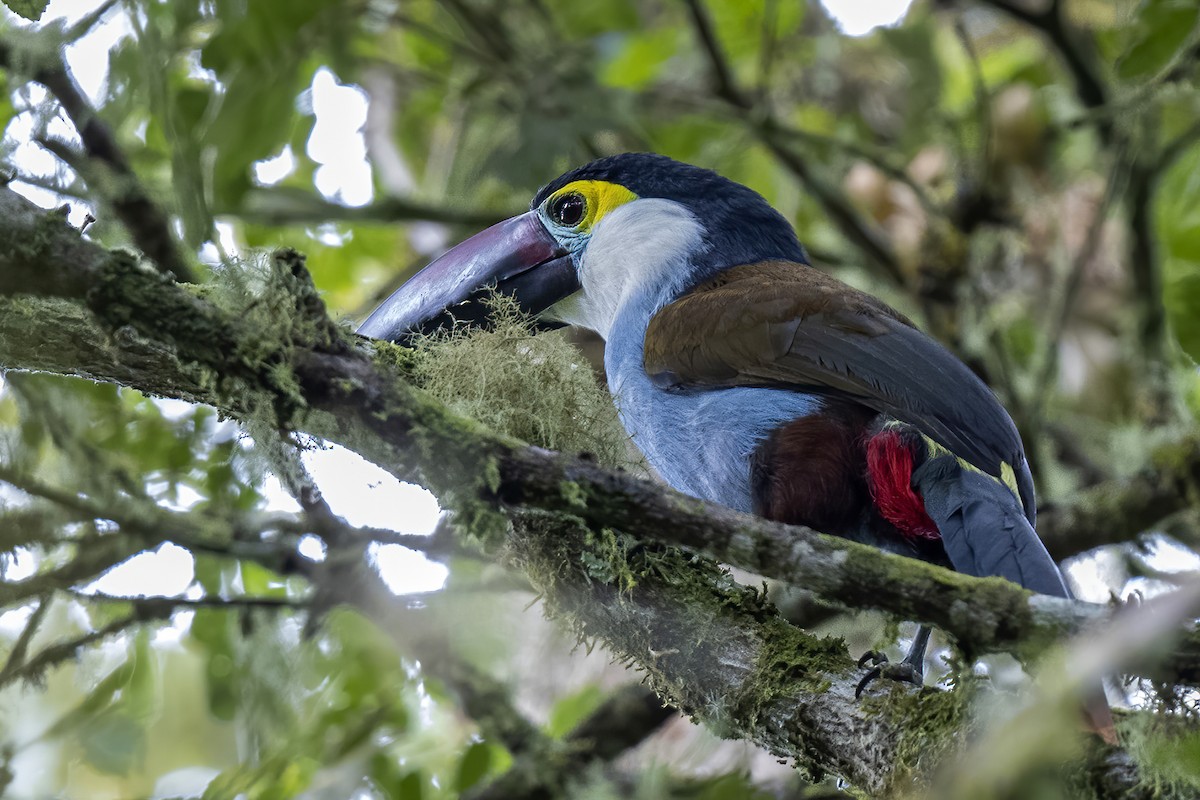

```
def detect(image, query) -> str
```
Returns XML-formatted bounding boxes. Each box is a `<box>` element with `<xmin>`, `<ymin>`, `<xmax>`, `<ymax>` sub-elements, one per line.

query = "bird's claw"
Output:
<box><xmin>857</xmin><ymin>649</ymin><xmax>887</xmax><ymax>669</ymax></box>
<box><xmin>855</xmin><ymin>652</ymin><xmax>923</xmax><ymax>699</ymax></box>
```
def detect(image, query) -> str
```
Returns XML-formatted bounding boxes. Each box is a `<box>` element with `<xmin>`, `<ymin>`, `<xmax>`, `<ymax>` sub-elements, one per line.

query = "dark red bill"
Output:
<box><xmin>358</xmin><ymin>211</ymin><xmax>578</xmax><ymax>342</ymax></box>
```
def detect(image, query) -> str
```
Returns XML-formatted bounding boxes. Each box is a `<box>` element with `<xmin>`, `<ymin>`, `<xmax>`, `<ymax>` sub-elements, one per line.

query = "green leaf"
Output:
<box><xmin>396</xmin><ymin>770</ymin><xmax>424</xmax><ymax>800</ymax></box>
<box><xmin>1165</xmin><ymin>223</ymin><xmax>1200</xmax><ymax>263</ymax></box>
<box><xmin>1163</xmin><ymin>265</ymin><xmax>1200</xmax><ymax>360</ymax></box>
<box><xmin>2</xmin><ymin>0</ymin><xmax>48</xmax><ymax>21</ymax></box>
<box><xmin>123</xmin><ymin>629</ymin><xmax>162</xmax><ymax>722</ymax></box>
<box><xmin>239</xmin><ymin>559</ymin><xmax>287</xmax><ymax>597</ymax></box>
<box><xmin>189</xmin><ymin>608</ymin><xmax>240</xmax><ymax>721</ymax></box>
<box><xmin>1156</xmin><ymin>143</ymin><xmax>1200</xmax><ymax>360</ymax></box>
<box><xmin>601</xmin><ymin>29</ymin><xmax>679</xmax><ymax>90</ymax></box>
<box><xmin>369</xmin><ymin>754</ymin><xmax>409</xmax><ymax>800</ymax></box>
<box><xmin>79</xmin><ymin>710</ymin><xmax>146</xmax><ymax>775</ymax></box>
<box><xmin>545</xmin><ymin>683</ymin><xmax>605</xmax><ymax>738</ymax></box>
<box><xmin>1116</xmin><ymin>0</ymin><xmax>1200</xmax><ymax>81</ymax></box>
<box><xmin>43</xmin><ymin>660</ymin><xmax>137</xmax><ymax>740</ymax></box>
<box><xmin>454</xmin><ymin>740</ymin><xmax>493</xmax><ymax>793</ymax></box>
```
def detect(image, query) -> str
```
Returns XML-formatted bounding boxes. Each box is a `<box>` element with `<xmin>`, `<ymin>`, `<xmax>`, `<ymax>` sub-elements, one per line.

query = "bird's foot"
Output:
<box><xmin>855</xmin><ymin>650</ymin><xmax>923</xmax><ymax>699</ymax></box>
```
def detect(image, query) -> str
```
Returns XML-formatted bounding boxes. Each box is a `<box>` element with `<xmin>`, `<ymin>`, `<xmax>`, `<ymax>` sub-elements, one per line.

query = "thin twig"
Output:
<box><xmin>0</xmin><ymin>595</ymin><xmax>51</xmax><ymax>679</ymax></box>
<box><xmin>64</xmin><ymin>0</ymin><xmax>121</xmax><ymax>41</ymax></box>
<box><xmin>1126</xmin><ymin>156</ymin><xmax>1176</xmax><ymax>421</ymax></box>
<box><xmin>682</xmin><ymin>0</ymin><xmax>745</xmax><ymax>108</ymax></box>
<box><xmin>776</xmin><ymin>121</ymin><xmax>943</xmax><ymax>219</ymax></box>
<box><xmin>1028</xmin><ymin>154</ymin><xmax>1128</xmax><ymax>429</ymax></box>
<box><xmin>953</xmin><ymin>16</ymin><xmax>993</xmax><ymax>186</ymax></box>
<box><xmin>67</xmin><ymin>589</ymin><xmax>310</xmax><ymax>610</ymax></box>
<box><xmin>8</xmin><ymin>172</ymin><xmax>91</xmax><ymax>203</ymax></box>
<box><xmin>758</xmin><ymin>128</ymin><xmax>907</xmax><ymax>284</ymax></box>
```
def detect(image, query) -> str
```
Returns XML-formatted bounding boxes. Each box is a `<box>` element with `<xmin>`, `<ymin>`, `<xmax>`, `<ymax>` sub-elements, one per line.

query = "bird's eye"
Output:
<box><xmin>549</xmin><ymin>192</ymin><xmax>587</xmax><ymax>228</ymax></box>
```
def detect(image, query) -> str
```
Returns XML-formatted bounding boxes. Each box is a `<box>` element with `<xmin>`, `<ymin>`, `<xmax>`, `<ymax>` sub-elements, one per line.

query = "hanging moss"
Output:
<box><xmin>1120</xmin><ymin>709</ymin><xmax>1200</xmax><ymax>797</ymax></box>
<box><xmin>405</xmin><ymin>294</ymin><xmax>644</xmax><ymax>473</ymax></box>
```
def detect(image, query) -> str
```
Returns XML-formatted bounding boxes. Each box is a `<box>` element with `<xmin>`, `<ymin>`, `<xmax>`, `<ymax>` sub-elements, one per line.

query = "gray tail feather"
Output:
<box><xmin>913</xmin><ymin>454</ymin><xmax>1119</xmax><ymax>744</ymax></box>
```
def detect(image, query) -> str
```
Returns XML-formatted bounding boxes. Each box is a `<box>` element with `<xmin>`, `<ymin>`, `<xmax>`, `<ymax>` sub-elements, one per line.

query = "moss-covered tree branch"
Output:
<box><xmin>1038</xmin><ymin>436</ymin><xmax>1200</xmax><ymax>561</ymax></box>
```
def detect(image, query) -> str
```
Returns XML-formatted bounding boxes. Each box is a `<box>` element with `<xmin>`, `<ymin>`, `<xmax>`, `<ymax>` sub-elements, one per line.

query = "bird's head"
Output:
<box><xmin>359</xmin><ymin>153</ymin><xmax>807</xmax><ymax>342</ymax></box>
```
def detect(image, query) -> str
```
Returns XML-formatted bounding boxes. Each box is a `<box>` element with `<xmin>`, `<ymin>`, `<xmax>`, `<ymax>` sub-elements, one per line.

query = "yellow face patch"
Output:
<box><xmin>545</xmin><ymin>179</ymin><xmax>638</xmax><ymax>234</ymax></box>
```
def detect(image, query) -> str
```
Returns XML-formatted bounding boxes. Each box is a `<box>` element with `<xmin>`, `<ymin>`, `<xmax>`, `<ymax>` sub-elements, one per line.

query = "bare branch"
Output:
<box><xmin>67</xmin><ymin>590</ymin><xmax>310</xmax><ymax>611</ymax></box>
<box><xmin>233</xmin><ymin>187</ymin><xmax>512</xmax><ymax>229</ymax></box>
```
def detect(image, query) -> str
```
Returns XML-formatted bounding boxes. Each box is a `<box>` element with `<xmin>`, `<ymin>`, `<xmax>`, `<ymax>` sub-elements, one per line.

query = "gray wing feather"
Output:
<box><xmin>769</xmin><ymin>313</ymin><xmax>1034</xmax><ymax>521</ymax></box>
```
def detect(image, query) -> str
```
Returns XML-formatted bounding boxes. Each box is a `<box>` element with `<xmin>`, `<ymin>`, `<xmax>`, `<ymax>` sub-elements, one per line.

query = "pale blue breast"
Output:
<box><xmin>604</xmin><ymin>300</ymin><xmax>821</xmax><ymax>513</ymax></box>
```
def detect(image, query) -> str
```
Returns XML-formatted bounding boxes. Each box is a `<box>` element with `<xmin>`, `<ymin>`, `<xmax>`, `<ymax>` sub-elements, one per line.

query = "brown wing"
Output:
<box><xmin>644</xmin><ymin>260</ymin><xmax>1036</xmax><ymax>523</ymax></box>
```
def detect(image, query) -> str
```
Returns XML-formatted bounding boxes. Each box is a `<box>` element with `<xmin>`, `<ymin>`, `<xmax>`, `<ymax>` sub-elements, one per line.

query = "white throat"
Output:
<box><xmin>544</xmin><ymin>198</ymin><xmax>705</xmax><ymax>340</ymax></box>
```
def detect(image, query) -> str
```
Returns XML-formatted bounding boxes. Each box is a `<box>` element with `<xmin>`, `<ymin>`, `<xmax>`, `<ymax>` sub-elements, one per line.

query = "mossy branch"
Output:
<box><xmin>0</xmin><ymin>185</ymin><xmax>1186</xmax><ymax>793</ymax></box>
<box><xmin>1038</xmin><ymin>436</ymin><xmax>1200</xmax><ymax>561</ymax></box>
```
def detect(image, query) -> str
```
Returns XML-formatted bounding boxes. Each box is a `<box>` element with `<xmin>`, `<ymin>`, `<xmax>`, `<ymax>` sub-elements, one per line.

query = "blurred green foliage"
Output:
<box><xmin>1</xmin><ymin>0</ymin><xmax>1199</xmax><ymax>797</ymax></box>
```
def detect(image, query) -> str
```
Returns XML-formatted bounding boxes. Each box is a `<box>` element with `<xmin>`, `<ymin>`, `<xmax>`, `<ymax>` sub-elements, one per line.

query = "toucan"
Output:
<box><xmin>360</xmin><ymin>153</ymin><xmax>1115</xmax><ymax>742</ymax></box>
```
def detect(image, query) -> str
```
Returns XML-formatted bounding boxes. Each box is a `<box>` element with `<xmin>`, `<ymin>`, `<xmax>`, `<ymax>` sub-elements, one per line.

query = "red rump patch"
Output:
<box><xmin>866</xmin><ymin>430</ymin><xmax>940</xmax><ymax>540</ymax></box>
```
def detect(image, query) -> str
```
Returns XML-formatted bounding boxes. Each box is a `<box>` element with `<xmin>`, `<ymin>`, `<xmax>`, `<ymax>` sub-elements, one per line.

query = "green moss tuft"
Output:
<box><xmin>1120</xmin><ymin>709</ymin><xmax>1200</xmax><ymax>796</ymax></box>
<box><xmin>405</xmin><ymin>294</ymin><xmax>643</xmax><ymax>472</ymax></box>
<box><xmin>369</xmin><ymin>339</ymin><xmax>425</xmax><ymax>381</ymax></box>
<box><xmin>864</xmin><ymin>683</ymin><xmax>968</xmax><ymax>786</ymax></box>
<box><xmin>738</xmin><ymin>623</ymin><xmax>849</xmax><ymax>725</ymax></box>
